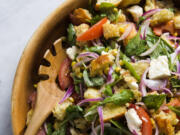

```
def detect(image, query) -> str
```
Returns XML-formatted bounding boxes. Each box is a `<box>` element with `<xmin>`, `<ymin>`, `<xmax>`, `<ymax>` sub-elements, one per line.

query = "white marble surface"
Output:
<box><xmin>0</xmin><ymin>0</ymin><xmax>65</xmax><ymax>134</ymax></box>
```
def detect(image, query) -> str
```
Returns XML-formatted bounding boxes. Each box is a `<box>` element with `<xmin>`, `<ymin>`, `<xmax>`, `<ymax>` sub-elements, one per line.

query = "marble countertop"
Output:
<box><xmin>0</xmin><ymin>0</ymin><xmax>65</xmax><ymax>134</ymax></box>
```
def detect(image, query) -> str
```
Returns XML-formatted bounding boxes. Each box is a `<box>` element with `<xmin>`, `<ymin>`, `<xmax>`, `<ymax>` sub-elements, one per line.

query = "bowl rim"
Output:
<box><xmin>11</xmin><ymin>0</ymin><xmax>76</xmax><ymax>134</ymax></box>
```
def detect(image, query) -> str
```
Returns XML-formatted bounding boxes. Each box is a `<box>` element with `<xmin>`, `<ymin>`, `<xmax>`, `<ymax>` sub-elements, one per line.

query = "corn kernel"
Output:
<box><xmin>104</xmin><ymin>67</ymin><xmax>110</xmax><ymax>75</ymax></box>
<box><xmin>111</xmin><ymin>49</ymin><xmax>118</xmax><ymax>56</ymax></box>
<box><xmin>119</xmin><ymin>60</ymin><xmax>124</xmax><ymax>66</ymax></box>
<box><xmin>105</xmin><ymin>47</ymin><xmax>109</xmax><ymax>52</ymax></box>
<box><xmin>174</xmin><ymin>32</ymin><xmax>178</xmax><ymax>37</ymax></box>
<box><xmin>71</xmin><ymin>61</ymin><xmax>76</xmax><ymax>67</ymax></box>
<box><xmin>77</xmin><ymin>72</ymin><xmax>83</xmax><ymax>78</ymax></box>
<box><xmin>119</xmin><ymin>27</ymin><xmax>125</xmax><ymax>33</ymax></box>
<box><xmin>115</xmin><ymin>67</ymin><xmax>121</xmax><ymax>73</ymax></box>
<box><xmin>150</xmin><ymin>118</ymin><xmax>156</xmax><ymax>129</ymax></box>
<box><xmin>33</xmin><ymin>84</ymin><xmax>37</xmax><ymax>88</ymax></box>
<box><xmin>69</xmin><ymin>97</ymin><xmax>74</xmax><ymax>102</ymax></box>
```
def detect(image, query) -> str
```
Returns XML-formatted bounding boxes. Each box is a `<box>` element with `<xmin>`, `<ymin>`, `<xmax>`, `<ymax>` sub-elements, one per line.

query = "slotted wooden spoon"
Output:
<box><xmin>24</xmin><ymin>38</ymin><xmax>67</xmax><ymax>135</ymax></box>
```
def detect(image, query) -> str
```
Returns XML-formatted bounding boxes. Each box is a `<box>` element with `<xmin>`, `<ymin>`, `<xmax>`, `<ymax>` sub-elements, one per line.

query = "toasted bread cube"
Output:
<box><xmin>74</xmin><ymin>24</ymin><xmax>90</xmax><ymax>37</ymax></box>
<box><xmin>150</xmin><ymin>9</ymin><xmax>174</xmax><ymax>27</ymax></box>
<box><xmin>120</xmin><ymin>0</ymin><xmax>141</xmax><ymax>7</ymax></box>
<box><xmin>127</xmin><ymin>5</ymin><xmax>143</xmax><ymax>23</ymax></box>
<box><xmin>73</xmin><ymin>8</ymin><xmax>92</xmax><ymax>23</ymax></box>
<box><xmin>145</xmin><ymin>0</ymin><xmax>156</xmax><ymax>12</ymax></box>
<box><xmin>153</xmin><ymin>111</ymin><xmax>179</xmax><ymax>135</ymax></box>
<box><xmin>103</xmin><ymin>103</ymin><xmax>126</xmax><ymax>122</ymax></box>
<box><xmin>96</xmin><ymin>0</ymin><xmax>122</xmax><ymax>10</ymax></box>
<box><xmin>103</xmin><ymin>21</ymin><xmax>121</xmax><ymax>39</ymax></box>
<box><xmin>174</xmin><ymin>15</ymin><xmax>180</xmax><ymax>29</ymax></box>
<box><xmin>116</xmin><ymin>11</ymin><xmax>126</xmax><ymax>23</ymax></box>
<box><xmin>84</xmin><ymin>88</ymin><xmax>101</xmax><ymax>99</ymax></box>
<box><xmin>90</xmin><ymin>54</ymin><xmax>114</xmax><ymax>76</ymax></box>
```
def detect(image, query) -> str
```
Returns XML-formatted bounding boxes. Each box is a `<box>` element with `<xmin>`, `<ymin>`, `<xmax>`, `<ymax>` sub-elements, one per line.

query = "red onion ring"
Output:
<box><xmin>74</xmin><ymin>57</ymin><xmax>94</xmax><ymax>67</ymax></box>
<box><xmin>142</xmin><ymin>9</ymin><xmax>162</xmax><ymax>18</ymax></box>
<box><xmin>144</xmin><ymin>79</ymin><xmax>167</xmax><ymax>90</ymax></box>
<box><xmin>77</xmin><ymin>52</ymin><xmax>99</xmax><ymax>59</ymax></box>
<box><xmin>77</xmin><ymin>98</ymin><xmax>104</xmax><ymax>106</ymax></box>
<box><xmin>140</xmin><ymin>18</ymin><xmax>151</xmax><ymax>40</ymax></box>
<box><xmin>98</xmin><ymin>106</ymin><xmax>104</xmax><ymax>135</ymax></box>
<box><xmin>59</xmin><ymin>85</ymin><xmax>74</xmax><ymax>104</ymax></box>
<box><xmin>140</xmin><ymin>68</ymin><xmax>149</xmax><ymax>96</ymax></box>
<box><xmin>162</xmin><ymin>88</ymin><xmax>173</xmax><ymax>96</ymax></box>
<box><xmin>107</xmin><ymin>66</ymin><xmax>114</xmax><ymax>84</ymax></box>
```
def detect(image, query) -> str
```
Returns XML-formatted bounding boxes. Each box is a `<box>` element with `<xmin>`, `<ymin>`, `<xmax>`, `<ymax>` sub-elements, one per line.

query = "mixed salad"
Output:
<box><xmin>27</xmin><ymin>0</ymin><xmax>180</xmax><ymax>135</ymax></box>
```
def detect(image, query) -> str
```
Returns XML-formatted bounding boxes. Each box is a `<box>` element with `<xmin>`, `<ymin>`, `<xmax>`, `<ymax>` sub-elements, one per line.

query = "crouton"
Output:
<box><xmin>127</xmin><ymin>5</ymin><xmax>143</xmax><ymax>23</ymax></box>
<box><xmin>103</xmin><ymin>21</ymin><xmax>121</xmax><ymax>39</ymax></box>
<box><xmin>74</xmin><ymin>24</ymin><xmax>90</xmax><ymax>46</ymax></box>
<box><xmin>103</xmin><ymin>103</ymin><xmax>126</xmax><ymax>122</ymax></box>
<box><xmin>72</xmin><ymin>8</ymin><xmax>92</xmax><ymax>23</ymax></box>
<box><xmin>150</xmin><ymin>9</ymin><xmax>174</xmax><ymax>27</ymax></box>
<box><xmin>156</xmin><ymin>0</ymin><xmax>174</xmax><ymax>9</ymax></box>
<box><xmin>144</xmin><ymin>0</ymin><xmax>156</xmax><ymax>12</ymax></box>
<box><xmin>52</xmin><ymin>98</ymin><xmax>74</xmax><ymax>120</ymax></box>
<box><xmin>84</xmin><ymin>88</ymin><xmax>101</xmax><ymax>99</ymax></box>
<box><xmin>120</xmin><ymin>0</ymin><xmax>141</xmax><ymax>7</ymax></box>
<box><xmin>96</xmin><ymin>0</ymin><xmax>122</xmax><ymax>10</ymax></box>
<box><xmin>123</xmin><ymin>23</ymin><xmax>137</xmax><ymax>45</ymax></box>
<box><xmin>90</xmin><ymin>54</ymin><xmax>114</xmax><ymax>76</ymax></box>
<box><xmin>131</xmin><ymin>61</ymin><xmax>150</xmax><ymax>77</ymax></box>
<box><xmin>116</xmin><ymin>11</ymin><xmax>126</xmax><ymax>23</ymax></box>
<box><xmin>153</xmin><ymin>111</ymin><xmax>179</xmax><ymax>135</ymax></box>
<box><xmin>174</xmin><ymin>15</ymin><xmax>180</xmax><ymax>29</ymax></box>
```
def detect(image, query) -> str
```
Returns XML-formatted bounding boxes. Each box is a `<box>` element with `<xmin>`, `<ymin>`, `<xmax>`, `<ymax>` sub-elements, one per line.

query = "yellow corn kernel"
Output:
<box><xmin>104</xmin><ymin>67</ymin><xmax>110</xmax><ymax>75</ymax></box>
<box><xmin>69</xmin><ymin>97</ymin><xmax>74</xmax><ymax>102</ymax></box>
<box><xmin>71</xmin><ymin>61</ymin><xmax>76</xmax><ymax>67</ymax></box>
<box><xmin>114</xmin><ymin>8</ymin><xmax>118</xmax><ymax>12</ymax></box>
<box><xmin>115</xmin><ymin>67</ymin><xmax>121</xmax><ymax>73</ymax></box>
<box><xmin>77</xmin><ymin>72</ymin><xmax>83</xmax><ymax>78</ymax></box>
<box><xmin>150</xmin><ymin>118</ymin><xmax>156</xmax><ymax>129</ymax></box>
<box><xmin>119</xmin><ymin>60</ymin><xmax>124</xmax><ymax>66</ymax></box>
<box><xmin>119</xmin><ymin>27</ymin><xmax>125</xmax><ymax>33</ymax></box>
<box><xmin>111</xmin><ymin>49</ymin><xmax>118</xmax><ymax>56</ymax></box>
<box><xmin>105</xmin><ymin>47</ymin><xmax>109</xmax><ymax>52</ymax></box>
<box><xmin>174</xmin><ymin>32</ymin><xmax>178</xmax><ymax>37</ymax></box>
<box><xmin>33</xmin><ymin>84</ymin><xmax>37</xmax><ymax>88</ymax></box>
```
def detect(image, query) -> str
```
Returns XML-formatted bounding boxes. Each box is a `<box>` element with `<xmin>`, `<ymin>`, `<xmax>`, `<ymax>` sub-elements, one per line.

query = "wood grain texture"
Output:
<box><xmin>11</xmin><ymin>0</ymin><xmax>88</xmax><ymax>135</ymax></box>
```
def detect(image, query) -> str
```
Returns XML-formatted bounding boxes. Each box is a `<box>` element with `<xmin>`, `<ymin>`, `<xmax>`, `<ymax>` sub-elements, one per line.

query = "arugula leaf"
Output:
<box><xmin>46</xmin><ymin>123</ymin><xmax>53</xmax><ymax>135</ymax></box>
<box><xmin>122</xmin><ymin>60</ymin><xmax>140</xmax><ymax>81</ymax></box>
<box><xmin>125</xmin><ymin>31</ymin><xmax>147</xmax><ymax>56</ymax></box>
<box><xmin>103</xmin><ymin>85</ymin><xmax>113</xmax><ymax>96</ymax></box>
<box><xmin>52</xmin><ymin>124</ymin><xmax>66</xmax><ymax>135</ymax></box>
<box><xmin>168</xmin><ymin>106</ymin><xmax>180</xmax><ymax>117</ymax></box>
<box><xmin>91</xmin><ymin>77</ymin><xmax>105</xmax><ymax>86</ymax></box>
<box><xmin>99</xmin><ymin>2</ymin><xmax>118</xmax><ymax>22</ymax></box>
<box><xmin>61</xmin><ymin>105</ymin><xmax>83</xmax><ymax>126</ymax></box>
<box><xmin>67</xmin><ymin>24</ymin><xmax>76</xmax><ymax>46</ymax></box>
<box><xmin>83</xmin><ymin>70</ymin><xmax>94</xmax><ymax>87</ymax></box>
<box><xmin>103</xmin><ymin>89</ymin><xmax>134</xmax><ymax>105</ymax></box>
<box><xmin>170</xmin><ymin>76</ymin><xmax>180</xmax><ymax>88</ymax></box>
<box><xmin>85</xmin><ymin>46</ymin><xmax>105</xmax><ymax>54</ymax></box>
<box><xmin>142</xmin><ymin>94</ymin><xmax>166</xmax><ymax>110</ymax></box>
<box><xmin>110</xmin><ymin>120</ymin><xmax>132</xmax><ymax>135</ymax></box>
<box><xmin>90</xmin><ymin>14</ymin><xmax>107</xmax><ymax>25</ymax></box>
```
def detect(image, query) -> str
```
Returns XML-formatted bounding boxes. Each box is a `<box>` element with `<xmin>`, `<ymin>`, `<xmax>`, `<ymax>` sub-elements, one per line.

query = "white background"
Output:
<box><xmin>0</xmin><ymin>0</ymin><xmax>65</xmax><ymax>134</ymax></box>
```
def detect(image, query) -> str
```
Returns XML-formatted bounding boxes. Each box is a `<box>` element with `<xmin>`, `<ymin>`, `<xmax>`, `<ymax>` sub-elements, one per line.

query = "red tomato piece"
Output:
<box><xmin>134</xmin><ymin>106</ymin><xmax>153</xmax><ymax>135</ymax></box>
<box><xmin>58</xmin><ymin>58</ymin><xmax>72</xmax><ymax>90</ymax></box>
<box><xmin>76</xmin><ymin>17</ymin><xmax>108</xmax><ymax>41</ymax></box>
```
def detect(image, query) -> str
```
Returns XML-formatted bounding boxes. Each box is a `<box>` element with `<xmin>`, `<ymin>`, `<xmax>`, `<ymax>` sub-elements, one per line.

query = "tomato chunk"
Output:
<box><xmin>77</xmin><ymin>17</ymin><xmax>108</xmax><ymax>41</ymax></box>
<box><xmin>134</xmin><ymin>106</ymin><xmax>153</xmax><ymax>135</ymax></box>
<box><xmin>58</xmin><ymin>58</ymin><xmax>72</xmax><ymax>90</ymax></box>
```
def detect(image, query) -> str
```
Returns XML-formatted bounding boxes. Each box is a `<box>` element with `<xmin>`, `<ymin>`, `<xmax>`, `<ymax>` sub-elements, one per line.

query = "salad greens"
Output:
<box><xmin>67</xmin><ymin>24</ymin><xmax>76</xmax><ymax>46</ymax></box>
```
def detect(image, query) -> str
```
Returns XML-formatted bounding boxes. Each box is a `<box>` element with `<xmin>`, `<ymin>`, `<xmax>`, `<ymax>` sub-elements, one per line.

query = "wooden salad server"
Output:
<box><xmin>24</xmin><ymin>38</ymin><xmax>67</xmax><ymax>135</ymax></box>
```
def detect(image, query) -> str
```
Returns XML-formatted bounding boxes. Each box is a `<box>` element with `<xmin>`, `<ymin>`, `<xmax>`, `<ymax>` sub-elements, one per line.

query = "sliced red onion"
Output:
<box><xmin>168</xmin><ymin>36</ymin><xmax>180</xmax><ymax>40</ymax></box>
<box><xmin>131</xmin><ymin>56</ymin><xmax>136</xmax><ymax>63</ymax></box>
<box><xmin>155</xmin><ymin>123</ymin><xmax>159</xmax><ymax>135</ymax></box>
<box><xmin>77</xmin><ymin>98</ymin><xmax>104</xmax><ymax>106</ymax></box>
<box><xmin>117</xmin><ymin>23</ymin><xmax>133</xmax><ymax>41</ymax></box>
<box><xmin>171</xmin><ymin>72</ymin><xmax>180</xmax><ymax>77</ymax></box>
<box><xmin>74</xmin><ymin>57</ymin><xmax>94</xmax><ymax>67</ymax></box>
<box><xmin>97</xmin><ymin>106</ymin><xmax>104</xmax><ymax>135</ymax></box>
<box><xmin>140</xmin><ymin>68</ymin><xmax>149</xmax><ymax>96</ymax></box>
<box><xmin>142</xmin><ymin>9</ymin><xmax>162</xmax><ymax>18</ymax></box>
<box><xmin>132</xmin><ymin>130</ymin><xmax>138</xmax><ymax>135</ymax></box>
<box><xmin>175</xmin><ymin>46</ymin><xmax>180</xmax><ymax>56</ymax></box>
<box><xmin>162</xmin><ymin>88</ymin><xmax>173</xmax><ymax>96</ymax></box>
<box><xmin>177</xmin><ymin>61</ymin><xmax>180</xmax><ymax>79</ymax></box>
<box><xmin>107</xmin><ymin>66</ymin><xmax>114</xmax><ymax>84</ymax></box>
<box><xmin>59</xmin><ymin>85</ymin><xmax>74</xmax><ymax>104</ymax></box>
<box><xmin>140</xmin><ymin>18</ymin><xmax>151</xmax><ymax>40</ymax></box>
<box><xmin>91</xmin><ymin>116</ymin><xmax>98</xmax><ymax>135</ymax></box>
<box><xmin>144</xmin><ymin>79</ymin><xmax>167</xmax><ymax>90</ymax></box>
<box><xmin>92</xmin><ymin>39</ymin><xmax>103</xmax><ymax>46</ymax></box>
<box><xmin>77</xmin><ymin>52</ymin><xmax>99</xmax><ymax>59</ymax></box>
<box><xmin>140</xmin><ymin>38</ymin><xmax>160</xmax><ymax>56</ymax></box>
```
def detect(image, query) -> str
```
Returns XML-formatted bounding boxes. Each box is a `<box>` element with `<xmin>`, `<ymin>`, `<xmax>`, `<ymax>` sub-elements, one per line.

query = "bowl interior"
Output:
<box><xmin>11</xmin><ymin>0</ymin><xmax>88</xmax><ymax>134</ymax></box>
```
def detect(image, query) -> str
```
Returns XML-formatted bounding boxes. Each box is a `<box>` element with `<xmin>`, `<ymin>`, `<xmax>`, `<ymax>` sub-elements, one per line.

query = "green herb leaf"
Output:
<box><xmin>103</xmin><ymin>85</ymin><xmax>113</xmax><ymax>96</ymax></box>
<box><xmin>85</xmin><ymin>46</ymin><xmax>105</xmax><ymax>54</ymax></box>
<box><xmin>90</xmin><ymin>14</ymin><xmax>107</xmax><ymax>25</ymax></box>
<box><xmin>122</xmin><ymin>60</ymin><xmax>140</xmax><ymax>81</ymax></box>
<box><xmin>125</xmin><ymin>31</ymin><xmax>147</xmax><ymax>56</ymax></box>
<box><xmin>91</xmin><ymin>77</ymin><xmax>105</xmax><ymax>86</ymax></box>
<box><xmin>168</xmin><ymin>106</ymin><xmax>180</xmax><ymax>117</ymax></box>
<box><xmin>110</xmin><ymin>120</ymin><xmax>132</xmax><ymax>135</ymax></box>
<box><xmin>83</xmin><ymin>70</ymin><xmax>94</xmax><ymax>87</ymax></box>
<box><xmin>142</xmin><ymin>94</ymin><xmax>166</xmax><ymax>110</ymax></box>
<box><xmin>103</xmin><ymin>89</ymin><xmax>134</xmax><ymax>105</ymax></box>
<box><xmin>170</xmin><ymin>76</ymin><xmax>180</xmax><ymax>88</ymax></box>
<box><xmin>67</xmin><ymin>24</ymin><xmax>76</xmax><ymax>46</ymax></box>
<box><xmin>52</xmin><ymin>124</ymin><xmax>66</xmax><ymax>135</ymax></box>
<box><xmin>46</xmin><ymin>123</ymin><xmax>53</xmax><ymax>135</ymax></box>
